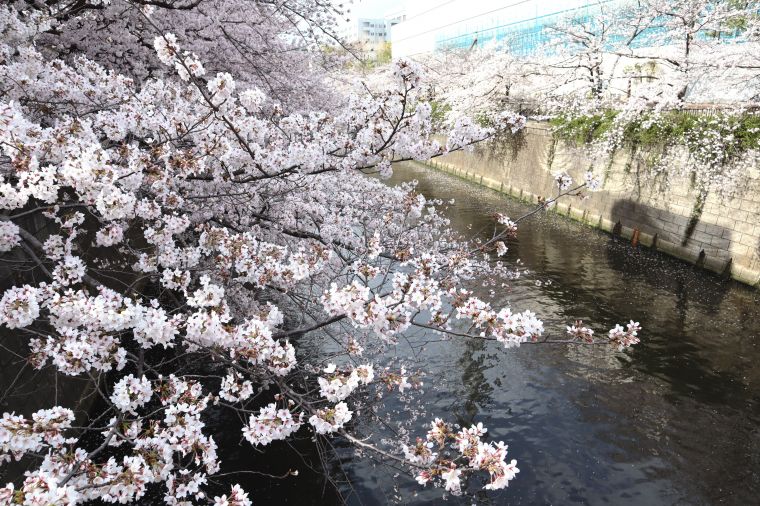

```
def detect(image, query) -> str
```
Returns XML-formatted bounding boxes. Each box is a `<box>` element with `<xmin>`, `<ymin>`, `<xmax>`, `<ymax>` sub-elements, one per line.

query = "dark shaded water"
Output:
<box><xmin>321</xmin><ymin>162</ymin><xmax>759</xmax><ymax>505</ymax></box>
<box><xmin>7</xmin><ymin>161</ymin><xmax>757</xmax><ymax>504</ymax></box>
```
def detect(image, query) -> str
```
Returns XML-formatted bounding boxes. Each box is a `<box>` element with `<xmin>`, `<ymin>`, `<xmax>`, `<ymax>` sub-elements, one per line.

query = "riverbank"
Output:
<box><xmin>425</xmin><ymin>124</ymin><xmax>760</xmax><ymax>287</ymax></box>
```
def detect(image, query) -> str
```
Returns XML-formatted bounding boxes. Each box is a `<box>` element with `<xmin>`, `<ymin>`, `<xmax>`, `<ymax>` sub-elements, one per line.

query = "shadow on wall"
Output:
<box><xmin>609</xmin><ymin>198</ymin><xmax>734</xmax><ymax>274</ymax></box>
<box><xmin>479</xmin><ymin>129</ymin><xmax>528</xmax><ymax>163</ymax></box>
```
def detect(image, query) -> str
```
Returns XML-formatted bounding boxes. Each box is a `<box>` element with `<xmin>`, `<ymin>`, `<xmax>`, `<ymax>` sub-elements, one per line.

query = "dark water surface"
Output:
<box><xmin>14</xmin><ymin>160</ymin><xmax>753</xmax><ymax>505</ymax></box>
<box><xmin>321</xmin><ymin>162</ymin><xmax>759</xmax><ymax>505</ymax></box>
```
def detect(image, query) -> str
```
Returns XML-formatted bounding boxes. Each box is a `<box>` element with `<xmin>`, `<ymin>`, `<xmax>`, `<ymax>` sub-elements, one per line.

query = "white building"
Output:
<box><xmin>340</xmin><ymin>17</ymin><xmax>390</xmax><ymax>45</ymax></box>
<box><xmin>338</xmin><ymin>2</ymin><xmax>404</xmax><ymax>42</ymax></box>
<box><xmin>334</xmin><ymin>0</ymin><xmax>406</xmax><ymax>58</ymax></box>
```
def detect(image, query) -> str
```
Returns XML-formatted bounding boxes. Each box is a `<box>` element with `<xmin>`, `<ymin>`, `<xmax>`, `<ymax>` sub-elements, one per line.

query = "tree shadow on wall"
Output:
<box><xmin>606</xmin><ymin>198</ymin><xmax>737</xmax><ymax>309</ymax></box>
<box><xmin>475</xmin><ymin>128</ymin><xmax>528</xmax><ymax>163</ymax></box>
<box><xmin>609</xmin><ymin>197</ymin><xmax>734</xmax><ymax>262</ymax></box>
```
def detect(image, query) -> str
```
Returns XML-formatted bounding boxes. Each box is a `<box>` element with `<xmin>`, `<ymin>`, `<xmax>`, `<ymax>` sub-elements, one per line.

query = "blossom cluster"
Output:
<box><xmin>567</xmin><ymin>320</ymin><xmax>595</xmax><ymax>342</ymax></box>
<box><xmin>0</xmin><ymin>407</ymin><xmax>74</xmax><ymax>463</ymax></box>
<box><xmin>110</xmin><ymin>374</ymin><xmax>153</xmax><ymax>414</ymax></box>
<box><xmin>608</xmin><ymin>321</ymin><xmax>642</xmax><ymax>350</ymax></box>
<box><xmin>243</xmin><ymin>402</ymin><xmax>303</xmax><ymax>446</ymax></box>
<box><xmin>409</xmin><ymin>418</ymin><xmax>519</xmax><ymax>495</ymax></box>
<box><xmin>455</xmin><ymin>296</ymin><xmax>544</xmax><ymax>348</ymax></box>
<box><xmin>0</xmin><ymin>1</ymin><xmax>644</xmax><ymax>503</ymax></box>
<box><xmin>308</xmin><ymin>402</ymin><xmax>353</xmax><ymax>435</ymax></box>
<box><xmin>318</xmin><ymin>363</ymin><xmax>375</xmax><ymax>402</ymax></box>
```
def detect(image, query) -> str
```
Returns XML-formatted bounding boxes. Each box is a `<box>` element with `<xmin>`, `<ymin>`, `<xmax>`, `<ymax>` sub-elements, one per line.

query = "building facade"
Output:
<box><xmin>391</xmin><ymin>0</ymin><xmax>617</xmax><ymax>58</ymax></box>
<box><xmin>340</xmin><ymin>17</ymin><xmax>390</xmax><ymax>45</ymax></box>
<box><xmin>338</xmin><ymin>0</ymin><xmax>406</xmax><ymax>59</ymax></box>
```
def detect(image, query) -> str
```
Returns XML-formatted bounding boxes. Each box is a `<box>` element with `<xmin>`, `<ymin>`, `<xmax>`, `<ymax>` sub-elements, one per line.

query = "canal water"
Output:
<box><xmin>124</xmin><ymin>161</ymin><xmax>759</xmax><ymax>504</ymax></box>
<box><xmin>323</xmin><ymin>162</ymin><xmax>759</xmax><ymax>505</ymax></box>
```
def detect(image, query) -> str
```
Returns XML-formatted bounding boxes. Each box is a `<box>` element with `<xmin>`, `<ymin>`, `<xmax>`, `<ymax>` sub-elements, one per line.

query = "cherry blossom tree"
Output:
<box><xmin>608</xmin><ymin>0</ymin><xmax>759</xmax><ymax>102</ymax></box>
<box><xmin>25</xmin><ymin>0</ymin><xmax>348</xmax><ymax>111</ymax></box>
<box><xmin>419</xmin><ymin>1</ymin><xmax>760</xmax><ymax>200</ymax></box>
<box><xmin>422</xmin><ymin>0</ymin><xmax>760</xmax><ymax>116</ymax></box>
<box><xmin>0</xmin><ymin>2</ymin><xmax>640</xmax><ymax>504</ymax></box>
<box><xmin>411</xmin><ymin>47</ymin><xmax>534</xmax><ymax>124</ymax></box>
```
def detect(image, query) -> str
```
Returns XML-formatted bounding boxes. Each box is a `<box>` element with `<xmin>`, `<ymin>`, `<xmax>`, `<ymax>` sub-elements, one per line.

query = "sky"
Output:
<box><xmin>337</xmin><ymin>0</ymin><xmax>406</xmax><ymax>19</ymax></box>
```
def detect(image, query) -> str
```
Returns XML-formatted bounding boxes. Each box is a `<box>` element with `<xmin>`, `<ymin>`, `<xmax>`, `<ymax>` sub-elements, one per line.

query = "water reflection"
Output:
<box><xmin>348</xmin><ymin>161</ymin><xmax>760</xmax><ymax>505</ymax></box>
<box><xmin>5</xmin><ymin>160</ymin><xmax>758</xmax><ymax>504</ymax></box>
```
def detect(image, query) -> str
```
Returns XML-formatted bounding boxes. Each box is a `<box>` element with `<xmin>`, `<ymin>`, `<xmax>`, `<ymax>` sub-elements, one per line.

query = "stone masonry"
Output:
<box><xmin>427</xmin><ymin>122</ymin><xmax>760</xmax><ymax>287</ymax></box>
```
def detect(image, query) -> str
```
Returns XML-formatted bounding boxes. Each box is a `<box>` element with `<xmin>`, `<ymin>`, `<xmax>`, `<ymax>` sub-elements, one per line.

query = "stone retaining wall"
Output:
<box><xmin>428</xmin><ymin>122</ymin><xmax>760</xmax><ymax>286</ymax></box>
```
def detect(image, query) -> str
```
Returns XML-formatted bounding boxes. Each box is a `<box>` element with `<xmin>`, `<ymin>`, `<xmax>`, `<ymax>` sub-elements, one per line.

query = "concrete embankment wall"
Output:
<box><xmin>428</xmin><ymin>122</ymin><xmax>760</xmax><ymax>287</ymax></box>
